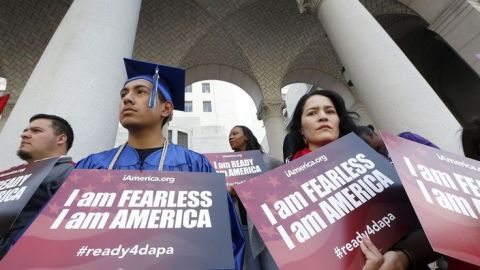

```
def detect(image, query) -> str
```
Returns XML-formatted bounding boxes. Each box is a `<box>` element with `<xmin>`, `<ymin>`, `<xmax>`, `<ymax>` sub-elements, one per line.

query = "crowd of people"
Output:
<box><xmin>0</xmin><ymin>57</ymin><xmax>478</xmax><ymax>270</ymax></box>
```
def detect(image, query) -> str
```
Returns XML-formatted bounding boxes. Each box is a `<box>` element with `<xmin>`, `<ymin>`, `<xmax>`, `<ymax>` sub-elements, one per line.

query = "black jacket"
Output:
<box><xmin>0</xmin><ymin>156</ymin><xmax>74</xmax><ymax>259</ymax></box>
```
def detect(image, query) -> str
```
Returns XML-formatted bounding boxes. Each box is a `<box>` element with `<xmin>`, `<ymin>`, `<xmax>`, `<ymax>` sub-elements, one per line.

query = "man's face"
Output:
<box><xmin>119</xmin><ymin>79</ymin><xmax>172</xmax><ymax>130</ymax></box>
<box><xmin>17</xmin><ymin>119</ymin><xmax>59</xmax><ymax>162</ymax></box>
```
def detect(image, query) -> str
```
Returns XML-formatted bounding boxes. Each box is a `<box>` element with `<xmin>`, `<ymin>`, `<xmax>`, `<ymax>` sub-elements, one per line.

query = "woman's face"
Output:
<box><xmin>229</xmin><ymin>127</ymin><xmax>247</xmax><ymax>152</ymax></box>
<box><xmin>300</xmin><ymin>95</ymin><xmax>340</xmax><ymax>151</ymax></box>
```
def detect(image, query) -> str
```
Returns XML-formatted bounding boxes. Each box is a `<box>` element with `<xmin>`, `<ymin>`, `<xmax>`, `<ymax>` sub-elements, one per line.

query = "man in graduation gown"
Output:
<box><xmin>75</xmin><ymin>58</ymin><xmax>245</xmax><ymax>269</ymax></box>
<box><xmin>0</xmin><ymin>114</ymin><xmax>75</xmax><ymax>259</ymax></box>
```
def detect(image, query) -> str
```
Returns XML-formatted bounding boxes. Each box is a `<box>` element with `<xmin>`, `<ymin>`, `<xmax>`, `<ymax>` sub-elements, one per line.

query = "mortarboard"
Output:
<box><xmin>123</xmin><ymin>58</ymin><xmax>185</xmax><ymax>111</ymax></box>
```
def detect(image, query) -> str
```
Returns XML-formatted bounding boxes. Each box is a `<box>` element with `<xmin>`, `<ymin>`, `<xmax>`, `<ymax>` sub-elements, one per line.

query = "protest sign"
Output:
<box><xmin>205</xmin><ymin>150</ymin><xmax>267</xmax><ymax>189</ymax></box>
<box><xmin>0</xmin><ymin>157</ymin><xmax>60</xmax><ymax>231</ymax></box>
<box><xmin>235</xmin><ymin>133</ymin><xmax>417</xmax><ymax>270</ymax></box>
<box><xmin>0</xmin><ymin>170</ymin><xmax>234</xmax><ymax>270</ymax></box>
<box><xmin>384</xmin><ymin>132</ymin><xmax>480</xmax><ymax>266</ymax></box>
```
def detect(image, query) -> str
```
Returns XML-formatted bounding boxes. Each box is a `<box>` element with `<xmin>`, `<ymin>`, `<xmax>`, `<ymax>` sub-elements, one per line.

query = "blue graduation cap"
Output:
<box><xmin>123</xmin><ymin>58</ymin><xmax>185</xmax><ymax>111</ymax></box>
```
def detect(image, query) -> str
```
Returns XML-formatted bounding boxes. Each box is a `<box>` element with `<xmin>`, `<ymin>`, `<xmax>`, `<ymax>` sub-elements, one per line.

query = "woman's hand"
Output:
<box><xmin>361</xmin><ymin>237</ymin><xmax>411</xmax><ymax>270</ymax></box>
<box><xmin>377</xmin><ymin>250</ymin><xmax>410</xmax><ymax>270</ymax></box>
<box><xmin>360</xmin><ymin>237</ymin><xmax>384</xmax><ymax>270</ymax></box>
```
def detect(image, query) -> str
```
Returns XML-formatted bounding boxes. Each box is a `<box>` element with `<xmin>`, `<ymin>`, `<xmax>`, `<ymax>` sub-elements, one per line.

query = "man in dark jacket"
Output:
<box><xmin>0</xmin><ymin>114</ymin><xmax>74</xmax><ymax>259</ymax></box>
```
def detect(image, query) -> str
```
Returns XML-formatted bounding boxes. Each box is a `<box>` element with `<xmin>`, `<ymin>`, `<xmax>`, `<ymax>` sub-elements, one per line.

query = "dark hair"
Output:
<box><xmin>355</xmin><ymin>125</ymin><xmax>375</xmax><ymax>136</ymax></box>
<box><xmin>354</xmin><ymin>125</ymin><xmax>376</xmax><ymax>144</ymax></box>
<box><xmin>157</xmin><ymin>91</ymin><xmax>171</xmax><ymax>127</ymax></box>
<box><xmin>462</xmin><ymin>115</ymin><xmax>480</xmax><ymax>161</ymax></box>
<box><xmin>285</xmin><ymin>89</ymin><xmax>359</xmax><ymax>157</ymax></box>
<box><xmin>283</xmin><ymin>132</ymin><xmax>303</xmax><ymax>162</ymax></box>
<box><xmin>232</xmin><ymin>125</ymin><xmax>264</xmax><ymax>153</ymax></box>
<box><xmin>30</xmin><ymin>114</ymin><xmax>74</xmax><ymax>151</ymax></box>
<box><xmin>354</xmin><ymin>124</ymin><xmax>390</xmax><ymax>157</ymax></box>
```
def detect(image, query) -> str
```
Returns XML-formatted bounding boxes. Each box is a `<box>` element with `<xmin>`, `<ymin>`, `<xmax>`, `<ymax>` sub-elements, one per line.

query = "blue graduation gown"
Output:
<box><xmin>75</xmin><ymin>143</ymin><xmax>213</xmax><ymax>171</ymax></box>
<box><xmin>76</xmin><ymin>144</ymin><xmax>245</xmax><ymax>270</ymax></box>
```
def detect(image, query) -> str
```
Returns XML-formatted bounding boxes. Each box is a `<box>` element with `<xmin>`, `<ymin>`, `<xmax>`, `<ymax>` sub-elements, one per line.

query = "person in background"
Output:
<box><xmin>0</xmin><ymin>114</ymin><xmax>74</xmax><ymax>259</ymax></box>
<box><xmin>355</xmin><ymin>125</ymin><xmax>389</xmax><ymax>157</ymax></box>
<box><xmin>356</xmin><ymin>125</ymin><xmax>439</xmax><ymax>160</ymax></box>
<box><xmin>228</xmin><ymin>125</ymin><xmax>281</xmax><ymax>270</ymax></box>
<box><xmin>397</xmin><ymin>131</ymin><xmax>439</xmax><ymax>149</ymax></box>
<box><xmin>461</xmin><ymin>115</ymin><xmax>480</xmax><ymax>161</ymax></box>
<box><xmin>229</xmin><ymin>125</ymin><xmax>261</xmax><ymax>152</ymax></box>
<box><xmin>229</xmin><ymin>125</ymin><xmax>283</xmax><ymax>170</ymax></box>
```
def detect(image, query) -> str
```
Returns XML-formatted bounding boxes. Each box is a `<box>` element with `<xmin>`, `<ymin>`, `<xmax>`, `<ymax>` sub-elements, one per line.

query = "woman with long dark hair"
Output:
<box><xmin>284</xmin><ymin>89</ymin><xmax>414</xmax><ymax>270</ymax></box>
<box><xmin>228</xmin><ymin>125</ymin><xmax>281</xmax><ymax>270</ymax></box>
<box><xmin>229</xmin><ymin>125</ymin><xmax>264</xmax><ymax>153</ymax></box>
<box><xmin>285</xmin><ymin>89</ymin><xmax>359</xmax><ymax>161</ymax></box>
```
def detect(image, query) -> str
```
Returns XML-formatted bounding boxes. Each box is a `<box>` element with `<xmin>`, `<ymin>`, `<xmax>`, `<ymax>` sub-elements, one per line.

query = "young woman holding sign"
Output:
<box><xmin>228</xmin><ymin>125</ymin><xmax>282</xmax><ymax>270</ymax></box>
<box><xmin>229</xmin><ymin>125</ymin><xmax>283</xmax><ymax>171</ymax></box>
<box><xmin>284</xmin><ymin>89</ymin><xmax>434</xmax><ymax>270</ymax></box>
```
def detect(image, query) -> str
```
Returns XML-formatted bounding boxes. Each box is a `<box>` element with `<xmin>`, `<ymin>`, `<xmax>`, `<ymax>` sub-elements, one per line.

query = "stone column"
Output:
<box><xmin>257</xmin><ymin>99</ymin><xmax>286</xmax><ymax>161</ymax></box>
<box><xmin>297</xmin><ymin>0</ymin><xmax>463</xmax><ymax>154</ymax></box>
<box><xmin>0</xmin><ymin>0</ymin><xmax>142</xmax><ymax>170</ymax></box>
<box><xmin>348</xmin><ymin>88</ymin><xmax>376</xmax><ymax>126</ymax></box>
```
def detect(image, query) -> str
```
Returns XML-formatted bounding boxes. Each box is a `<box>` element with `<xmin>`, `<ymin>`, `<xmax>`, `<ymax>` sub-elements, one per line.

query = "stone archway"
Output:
<box><xmin>282</xmin><ymin>69</ymin><xmax>354</xmax><ymax>108</ymax></box>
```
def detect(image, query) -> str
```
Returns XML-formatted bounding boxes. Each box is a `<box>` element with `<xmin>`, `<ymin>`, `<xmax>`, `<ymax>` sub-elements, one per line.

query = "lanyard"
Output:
<box><xmin>108</xmin><ymin>139</ymin><xmax>169</xmax><ymax>171</ymax></box>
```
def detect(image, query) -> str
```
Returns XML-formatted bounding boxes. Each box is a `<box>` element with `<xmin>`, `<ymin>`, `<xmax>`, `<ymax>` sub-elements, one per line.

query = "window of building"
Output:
<box><xmin>203</xmin><ymin>101</ymin><xmax>212</xmax><ymax>112</ymax></box>
<box><xmin>184</xmin><ymin>101</ymin><xmax>193</xmax><ymax>112</ymax></box>
<box><xmin>201</xmin><ymin>83</ymin><xmax>210</xmax><ymax>93</ymax></box>
<box><xmin>0</xmin><ymin>77</ymin><xmax>7</xmax><ymax>92</ymax></box>
<box><xmin>185</xmin><ymin>85</ymin><xmax>192</xmax><ymax>93</ymax></box>
<box><xmin>167</xmin><ymin>130</ymin><xmax>173</xmax><ymax>143</ymax></box>
<box><xmin>178</xmin><ymin>131</ymin><xmax>188</xmax><ymax>148</ymax></box>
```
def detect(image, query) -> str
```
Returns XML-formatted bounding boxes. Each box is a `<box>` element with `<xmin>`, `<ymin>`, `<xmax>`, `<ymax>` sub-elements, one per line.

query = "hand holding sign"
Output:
<box><xmin>360</xmin><ymin>237</ymin><xmax>384</xmax><ymax>270</ymax></box>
